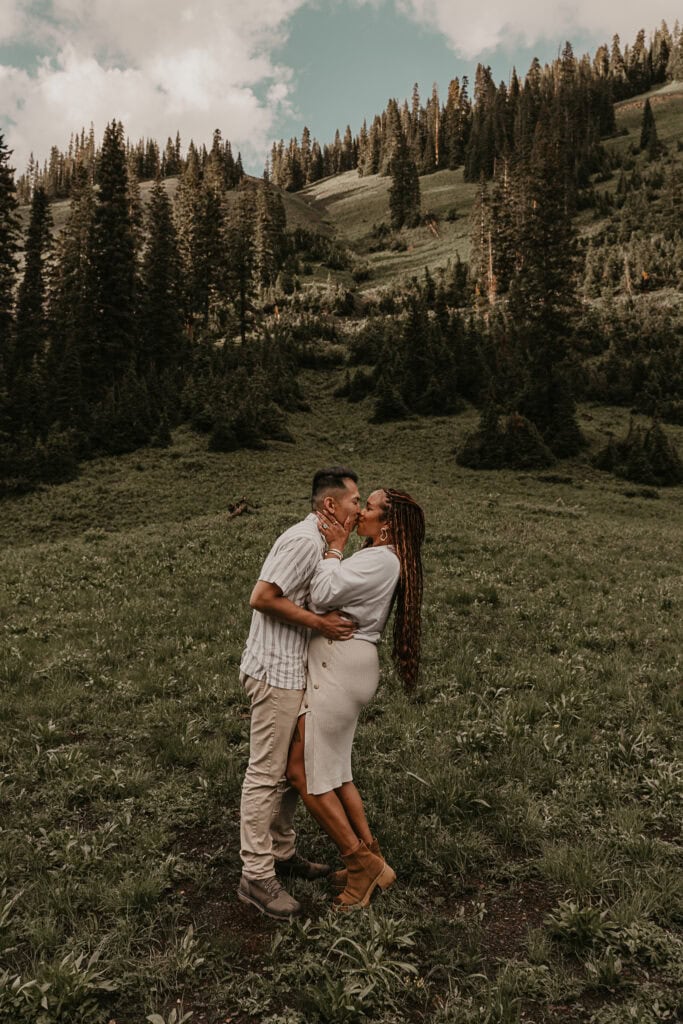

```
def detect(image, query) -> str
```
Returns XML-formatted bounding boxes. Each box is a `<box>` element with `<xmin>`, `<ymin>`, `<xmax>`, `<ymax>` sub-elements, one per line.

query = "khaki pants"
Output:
<box><xmin>239</xmin><ymin>674</ymin><xmax>304</xmax><ymax>880</ymax></box>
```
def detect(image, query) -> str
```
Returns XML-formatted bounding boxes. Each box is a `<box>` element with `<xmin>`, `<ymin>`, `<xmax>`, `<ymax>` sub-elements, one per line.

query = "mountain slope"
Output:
<box><xmin>284</xmin><ymin>82</ymin><xmax>683</xmax><ymax>292</ymax></box>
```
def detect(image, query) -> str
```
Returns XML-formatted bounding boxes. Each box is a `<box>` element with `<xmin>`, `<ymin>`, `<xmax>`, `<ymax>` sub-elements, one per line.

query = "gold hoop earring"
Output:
<box><xmin>379</xmin><ymin>526</ymin><xmax>389</xmax><ymax>543</ymax></box>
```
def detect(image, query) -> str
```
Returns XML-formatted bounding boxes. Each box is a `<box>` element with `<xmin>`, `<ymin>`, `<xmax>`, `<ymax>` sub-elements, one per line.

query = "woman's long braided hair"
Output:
<box><xmin>367</xmin><ymin>488</ymin><xmax>425</xmax><ymax>691</ymax></box>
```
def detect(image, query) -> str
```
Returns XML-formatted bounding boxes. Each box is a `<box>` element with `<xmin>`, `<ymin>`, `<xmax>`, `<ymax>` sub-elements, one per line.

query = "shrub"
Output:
<box><xmin>347</xmin><ymin>368</ymin><xmax>375</xmax><ymax>403</ymax></box>
<box><xmin>372</xmin><ymin>372</ymin><xmax>410</xmax><ymax>422</ymax></box>
<box><xmin>42</xmin><ymin>430</ymin><xmax>80</xmax><ymax>484</ymax></box>
<box><xmin>457</xmin><ymin>407</ymin><xmax>555</xmax><ymax>470</ymax></box>
<box><xmin>594</xmin><ymin>420</ymin><xmax>683</xmax><ymax>487</ymax></box>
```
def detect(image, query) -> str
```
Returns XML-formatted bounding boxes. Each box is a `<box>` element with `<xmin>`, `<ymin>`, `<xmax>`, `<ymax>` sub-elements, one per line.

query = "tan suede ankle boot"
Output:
<box><xmin>332</xmin><ymin>840</ymin><xmax>395</xmax><ymax>910</ymax></box>
<box><xmin>329</xmin><ymin>838</ymin><xmax>382</xmax><ymax>893</ymax></box>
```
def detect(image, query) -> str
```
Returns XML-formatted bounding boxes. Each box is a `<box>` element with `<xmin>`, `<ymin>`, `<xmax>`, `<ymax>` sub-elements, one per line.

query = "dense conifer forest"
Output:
<box><xmin>1</xmin><ymin>20</ymin><xmax>682</xmax><ymax>495</ymax></box>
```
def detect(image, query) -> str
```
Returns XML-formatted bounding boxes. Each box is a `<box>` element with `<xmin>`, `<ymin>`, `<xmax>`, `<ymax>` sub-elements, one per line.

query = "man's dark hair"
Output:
<box><xmin>311</xmin><ymin>466</ymin><xmax>358</xmax><ymax>508</ymax></box>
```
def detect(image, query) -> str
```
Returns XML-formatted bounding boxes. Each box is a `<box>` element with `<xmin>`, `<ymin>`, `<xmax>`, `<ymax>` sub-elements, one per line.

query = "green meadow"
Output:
<box><xmin>1</xmin><ymin>371</ymin><xmax>681</xmax><ymax>1023</ymax></box>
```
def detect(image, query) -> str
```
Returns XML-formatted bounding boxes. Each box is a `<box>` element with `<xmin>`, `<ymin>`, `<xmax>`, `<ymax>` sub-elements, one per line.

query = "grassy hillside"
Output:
<box><xmin>611</xmin><ymin>80</ymin><xmax>683</xmax><ymax>153</ymax></box>
<box><xmin>295</xmin><ymin>167</ymin><xmax>473</xmax><ymax>290</ymax></box>
<box><xmin>1</xmin><ymin>374</ymin><xmax>681</xmax><ymax>1024</ymax></box>
<box><xmin>289</xmin><ymin>82</ymin><xmax>683</xmax><ymax>292</ymax></box>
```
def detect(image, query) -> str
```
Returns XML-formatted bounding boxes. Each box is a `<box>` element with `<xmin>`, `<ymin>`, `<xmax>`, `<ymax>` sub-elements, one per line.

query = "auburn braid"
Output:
<box><xmin>382</xmin><ymin>489</ymin><xmax>425</xmax><ymax>691</ymax></box>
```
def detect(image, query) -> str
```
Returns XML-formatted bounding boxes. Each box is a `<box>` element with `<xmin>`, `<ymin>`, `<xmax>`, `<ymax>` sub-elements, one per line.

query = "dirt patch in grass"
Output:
<box><xmin>171</xmin><ymin>822</ymin><xmax>278</xmax><ymax>959</ymax></box>
<box><xmin>479</xmin><ymin>879</ymin><xmax>558</xmax><ymax>959</ymax></box>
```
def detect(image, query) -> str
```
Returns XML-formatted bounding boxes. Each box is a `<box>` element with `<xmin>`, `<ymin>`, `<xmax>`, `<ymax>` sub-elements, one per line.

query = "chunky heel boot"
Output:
<box><xmin>333</xmin><ymin>840</ymin><xmax>396</xmax><ymax>910</ymax></box>
<box><xmin>329</xmin><ymin>838</ymin><xmax>382</xmax><ymax>893</ymax></box>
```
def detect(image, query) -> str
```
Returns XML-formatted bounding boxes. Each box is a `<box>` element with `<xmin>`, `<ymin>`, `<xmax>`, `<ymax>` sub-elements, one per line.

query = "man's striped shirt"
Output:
<box><xmin>240</xmin><ymin>513</ymin><xmax>325</xmax><ymax>690</ymax></box>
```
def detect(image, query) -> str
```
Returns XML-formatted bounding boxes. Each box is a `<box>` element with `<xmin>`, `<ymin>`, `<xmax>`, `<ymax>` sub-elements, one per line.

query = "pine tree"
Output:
<box><xmin>226</xmin><ymin>187</ymin><xmax>256</xmax><ymax>342</ymax></box>
<box><xmin>14</xmin><ymin>186</ymin><xmax>53</xmax><ymax>374</ymax></box>
<box><xmin>341</xmin><ymin>125</ymin><xmax>355</xmax><ymax>171</ymax></box>
<box><xmin>253</xmin><ymin>183</ymin><xmax>287</xmax><ymax>291</ymax></box>
<box><xmin>309</xmin><ymin>140</ymin><xmax>324</xmax><ymax>182</ymax></box>
<box><xmin>139</xmin><ymin>178</ymin><xmax>184</xmax><ymax>377</ymax></box>
<box><xmin>300</xmin><ymin>126</ymin><xmax>312</xmax><ymax>183</ymax></box>
<box><xmin>627</xmin><ymin>29</ymin><xmax>651</xmax><ymax>94</ymax></box>
<box><xmin>357</xmin><ymin>120</ymin><xmax>369</xmax><ymax>176</ymax></box>
<box><xmin>174</xmin><ymin>143</ymin><xmax>205</xmax><ymax>328</ymax></box>
<box><xmin>49</xmin><ymin>164</ymin><xmax>97</xmax><ymax>417</ymax></box>
<box><xmin>508</xmin><ymin>113</ymin><xmax>577</xmax><ymax>344</ymax></box>
<box><xmin>379</xmin><ymin>100</ymin><xmax>402</xmax><ymax>175</ymax></box>
<box><xmin>464</xmin><ymin>64</ymin><xmax>497</xmax><ymax>180</ymax></box>
<box><xmin>443</xmin><ymin>77</ymin><xmax>463</xmax><ymax>168</ymax></box>
<box><xmin>609</xmin><ymin>34</ymin><xmax>629</xmax><ymax>98</ymax></box>
<box><xmin>372</xmin><ymin>365</ymin><xmax>409</xmax><ymax>422</ymax></box>
<box><xmin>93</xmin><ymin>121</ymin><xmax>138</xmax><ymax>391</ymax></box>
<box><xmin>666</xmin><ymin>27</ymin><xmax>683</xmax><ymax>80</ymax></box>
<box><xmin>0</xmin><ymin>133</ymin><xmax>20</xmax><ymax>361</ymax></box>
<box><xmin>639</xmin><ymin>99</ymin><xmax>661</xmax><ymax>158</ymax></box>
<box><xmin>651</xmin><ymin>21</ymin><xmax>672</xmax><ymax>83</ymax></box>
<box><xmin>205</xmin><ymin>129</ymin><xmax>226</xmax><ymax>191</ymax></box>
<box><xmin>388</xmin><ymin>124</ymin><xmax>421</xmax><ymax>230</ymax></box>
<box><xmin>368</xmin><ymin>117</ymin><xmax>382</xmax><ymax>174</ymax></box>
<box><xmin>506</xmin><ymin>113</ymin><xmax>583</xmax><ymax>454</ymax></box>
<box><xmin>200</xmin><ymin>175</ymin><xmax>228</xmax><ymax>328</ymax></box>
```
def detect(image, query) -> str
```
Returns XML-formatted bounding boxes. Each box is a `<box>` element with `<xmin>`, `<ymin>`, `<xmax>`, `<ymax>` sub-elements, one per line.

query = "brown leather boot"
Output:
<box><xmin>333</xmin><ymin>840</ymin><xmax>396</xmax><ymax>910</ymax></box>
<box><xmin>329</xmin><ymin>838</ymin><xmax>382</xmax><ymax>893</ymax></box>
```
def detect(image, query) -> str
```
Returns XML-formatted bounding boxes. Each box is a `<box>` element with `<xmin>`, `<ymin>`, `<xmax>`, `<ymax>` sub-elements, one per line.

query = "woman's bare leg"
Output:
<box><xmin>286</xmin><ymin>716</ymin><xmax>359</xmax><ymax>855</ymax></box>
<box><xmin>335</xmin><ymin>782</ymin><xmax>373</xmax><ymax>846</ymax></box>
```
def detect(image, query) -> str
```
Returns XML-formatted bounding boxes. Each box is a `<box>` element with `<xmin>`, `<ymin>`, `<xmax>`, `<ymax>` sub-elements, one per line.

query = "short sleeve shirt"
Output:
<box><xmin>240</xmin><ymin>514</ymin><xmax>325</xmax><ymax>689</ymax></box>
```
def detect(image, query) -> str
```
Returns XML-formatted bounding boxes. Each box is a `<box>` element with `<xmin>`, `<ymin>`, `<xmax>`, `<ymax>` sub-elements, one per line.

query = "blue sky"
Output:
<box><xmin>0</xmin><ymin>1</ymin><xmax>678</xmax><ymax>175</ymax></box>
<box><xmin>274</xmin><ymin>2</ymin><xmax>605</xmax><ymax>148</ymax></box>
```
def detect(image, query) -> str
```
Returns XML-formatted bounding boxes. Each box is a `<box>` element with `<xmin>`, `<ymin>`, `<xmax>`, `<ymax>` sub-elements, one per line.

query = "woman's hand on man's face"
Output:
<box><xmin>316</xmin><ymin>507</ymin><xmax>355</xmax><ymax>549</ymax></box>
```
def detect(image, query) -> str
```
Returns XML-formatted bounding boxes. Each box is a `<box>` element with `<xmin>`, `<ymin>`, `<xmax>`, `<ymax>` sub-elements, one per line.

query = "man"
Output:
<box><xmin>237</xmin><ymin>466</ymin><xmax>361</xmax><ymax>920</ymax></box>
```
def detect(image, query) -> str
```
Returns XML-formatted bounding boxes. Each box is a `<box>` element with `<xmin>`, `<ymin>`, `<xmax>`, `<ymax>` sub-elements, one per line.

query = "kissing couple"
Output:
<box><xmin>237</xmin><ymin>466</ymin><xmax>425</xmax><ymax>918</ymax></box>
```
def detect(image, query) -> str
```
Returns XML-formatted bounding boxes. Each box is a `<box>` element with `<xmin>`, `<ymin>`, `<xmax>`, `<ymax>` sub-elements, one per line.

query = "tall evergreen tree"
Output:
<box><xmin>174</xmin><ymin>143</ymin><xmax>205</xmax><ymax>328</ymax></box>
<box><xmin>14</xmin><ymin>186</ymin><xmax>53</xmax><ymax>374</ymax></box>
<box><xmin>226</xmin><ymin>187</ymin><xmax>256</xmax><ymax>342</ymax></box>
<box><xmin>627</xmin><ymin>28</ymin><xmax>651</xmax><ymax>93</ymax></box>
<box><xmin>379</xmin><ymin>99</ymin><xmax>402</xmax><ymax>175</ymax></box>
<box><xmin>666</xmin><ymin>26</ymin><xmax>683</xmax><ymax>80</ymax></box>
<box><xmin>93</xmin><ymin>120</ymin><xmax>138</xmax><ymax>391</ymax></box>
<box><xmin>464</xmin><ymin>64</ymin><xmax>497</xmax><ymax>180</ymax></box>
<box><xmin>639</xmin><ymin>99</ymin><xmax>661</xmax><ymax>158</ymax></box>
<box><xmin>357</xmin><ymin>120</ymin><xmax>369</xmax><ymax>176</ymax></box>
<box><xmin>609</xmin><ymin>34</ymin><xmax>629</xmax><ymax>97</ymax></box>
<box><xmin>139</xmin><ymin>179</ymin><xmax>184</xmax><ymax>377</ymax></box>
<box><xmin>49</xmin><ymin>165</ymin><xmax>97</xmax><ymax>416</ymax></box>
<box><xmin>507</xmin><ymin>113</ymin><xmax>583</xmax><ymax>454</ymax></box>
<box><xmin>253</xmin><ymin>183</ymin><xmax>287</xmax><ymax>291</ymax></box>
<box><xmin>0</xmin><ymin>133</ymin><xmax>20</xmax><ymax>360</ymax></box>
<box><xmin>388</xmin><ymin>125</ymin><xmax>421</xmax><ymax>229</ymax></box>
<box><xmin>448</xmin><ymin>76</ymin><xmax>471</xmax><ymax>169</ymax></box>
<box><xmin>368</xmin><ymin>116</ymin><xmax>382</xmax><ymax>174</ymax></box>
<box><xmin>651</xmin><ymin>21</ymin><xmax>672</xmax><ymax>82</ymax></box>
<box><xmin>200</xmin><ymin>175</ymin><xmax>228</xmax><ymax>327</ymax></box>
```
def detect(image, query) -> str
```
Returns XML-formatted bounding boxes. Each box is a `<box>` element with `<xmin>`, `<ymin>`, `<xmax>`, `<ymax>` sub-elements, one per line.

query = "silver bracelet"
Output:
<box><xmin>326</xmin><ymin>548</ymin><xmax>344</xmax><ymax>559</ymax></box>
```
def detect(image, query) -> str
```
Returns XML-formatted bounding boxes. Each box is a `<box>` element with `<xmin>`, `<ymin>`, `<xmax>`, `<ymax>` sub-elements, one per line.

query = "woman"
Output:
<box><xmin>286</xmin><ymin>488</ymin><xmax>425</xmax><ymax>909</ymax></box>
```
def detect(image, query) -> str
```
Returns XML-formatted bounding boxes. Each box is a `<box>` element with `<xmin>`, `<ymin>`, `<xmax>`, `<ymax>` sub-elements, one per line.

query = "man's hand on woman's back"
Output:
<box><xmin>316</xmin><ymin>611</ymin><xmax>356</xmax><ymax>641</ymax></box>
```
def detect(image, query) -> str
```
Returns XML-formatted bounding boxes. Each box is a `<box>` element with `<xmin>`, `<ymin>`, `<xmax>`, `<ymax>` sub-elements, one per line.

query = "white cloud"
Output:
<box><xmin>1</xmin><ymin>0</ymin><xmax>307</xmax><ymax>173</ymax></box>
<box><xmin>393</xmin><ymin>1</ymin><xmax>681</xmax><ymax>59</ymax></box>
<box><xmin>2</xmin><ymin>1</ymin><xmax>681</xmax><ymax>176</ymax></box>
<box><xmin>0</xmin><ymin>3</ymin><xmax>25</xmax><ymax>44</ymax></box>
